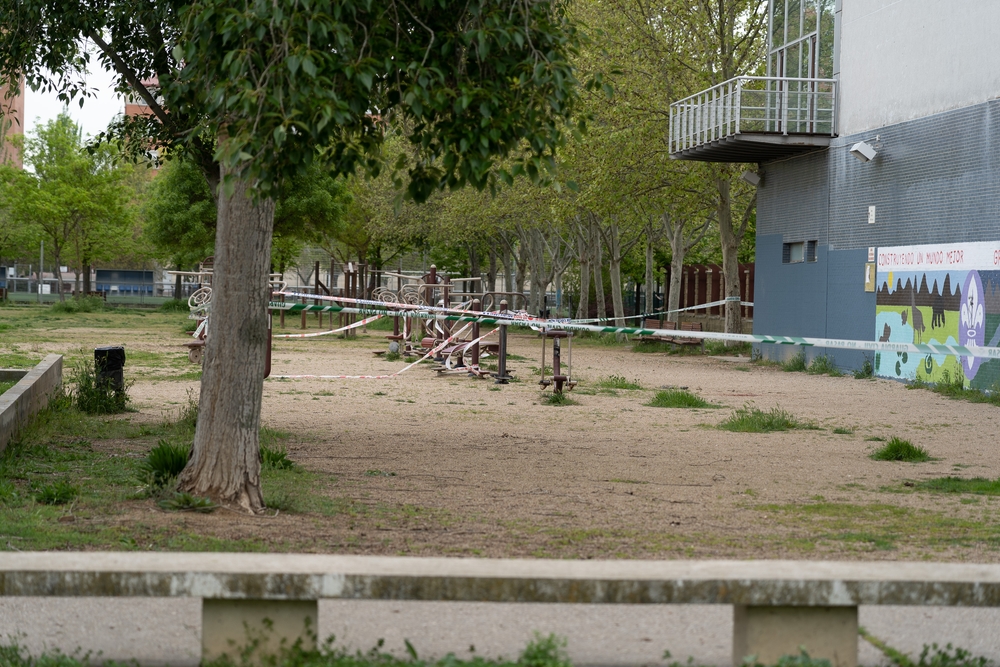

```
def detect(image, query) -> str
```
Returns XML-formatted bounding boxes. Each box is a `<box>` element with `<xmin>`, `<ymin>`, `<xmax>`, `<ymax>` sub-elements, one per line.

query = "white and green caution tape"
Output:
<box><xmin>269</xmin><ymin>300</ymin><xmax>1000</xmax><ymax>360</ymax></box>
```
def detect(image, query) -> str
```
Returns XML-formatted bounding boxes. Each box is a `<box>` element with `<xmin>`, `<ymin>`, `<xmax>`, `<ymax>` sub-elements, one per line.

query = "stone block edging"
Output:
<box><xmin>0</xmin><ymin>354</ymin><xmax>63</xmax><ymax>453</ymax></box>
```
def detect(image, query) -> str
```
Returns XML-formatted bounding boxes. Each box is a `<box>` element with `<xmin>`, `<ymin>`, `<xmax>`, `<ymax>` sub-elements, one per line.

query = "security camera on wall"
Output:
<box><xmin>850</xmin><ymin>141</ymin><xmax>878</xmax><ymax>163</ymax></box>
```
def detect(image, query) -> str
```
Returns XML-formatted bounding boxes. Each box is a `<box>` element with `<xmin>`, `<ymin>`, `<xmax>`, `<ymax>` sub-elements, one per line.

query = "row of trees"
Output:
<box><xmin>0</xmin><ymin>0</ymin><xmax>765</xmax><ymax>512</ymax></box>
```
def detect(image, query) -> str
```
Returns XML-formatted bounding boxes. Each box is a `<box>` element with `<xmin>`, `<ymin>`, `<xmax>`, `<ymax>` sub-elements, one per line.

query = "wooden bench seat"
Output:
<box><xmin>640</xmin><ymin>319</ymin><xmax>704</xmax><ymax>352</ymax></box>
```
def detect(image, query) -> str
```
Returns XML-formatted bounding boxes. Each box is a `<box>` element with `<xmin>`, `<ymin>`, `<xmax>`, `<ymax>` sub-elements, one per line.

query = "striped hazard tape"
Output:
<box><xmin>269</xmin><ymin>300</ymin><xmax>1000</xmax><ymax>361</ymax></box>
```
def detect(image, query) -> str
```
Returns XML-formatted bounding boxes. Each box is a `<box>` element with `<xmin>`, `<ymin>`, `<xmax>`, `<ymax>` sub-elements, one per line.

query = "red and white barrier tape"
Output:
<box><xmin>273</xmin><ymin>314</ymin><xmax>382</xmax><ymax>339</ymax></box>
<box><xmin>269</xmin><ymin>323</ymin><xmax>473</xmax><ymax>380</ymax></box>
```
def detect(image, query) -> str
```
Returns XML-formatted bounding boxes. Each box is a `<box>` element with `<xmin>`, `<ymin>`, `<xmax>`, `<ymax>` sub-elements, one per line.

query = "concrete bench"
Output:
<box><xmin>3</xmin><ymin>554</ymin><xmax>1000</xmax><ymax>666</ymax></box>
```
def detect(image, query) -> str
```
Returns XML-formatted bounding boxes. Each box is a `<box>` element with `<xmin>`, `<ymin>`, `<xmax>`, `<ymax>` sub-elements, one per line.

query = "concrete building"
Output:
<box><xmin>670</xmin><ymin>0</ymin><xmax>1000</xmax><ymax>391</ymax></box>
<box><xmin>0</xmin><ymin>77</ymin><xmax>23</xmax><ymax>168</ymax></box>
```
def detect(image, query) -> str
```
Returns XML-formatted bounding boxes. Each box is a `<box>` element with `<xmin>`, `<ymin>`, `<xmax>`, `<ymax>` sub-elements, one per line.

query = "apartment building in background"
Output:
<box><xmin>670</xmin><ymin>0</ymin><xmax>1000</xmax><ymax>391</ymax></box>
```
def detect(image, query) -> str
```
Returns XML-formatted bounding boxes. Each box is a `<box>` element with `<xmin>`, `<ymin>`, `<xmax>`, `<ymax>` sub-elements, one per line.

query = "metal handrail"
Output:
<box><xmin>669</xmin><ymin>76</ymin><xmax>838</xmax><ymax>155</ymax></box>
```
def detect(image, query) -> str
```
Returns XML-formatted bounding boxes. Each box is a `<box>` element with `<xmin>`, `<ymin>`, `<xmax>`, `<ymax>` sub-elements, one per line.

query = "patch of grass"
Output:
<box><xmin>50</xmin><ymin>296</ymin><xmax>106</xmax><ymax>314</ymax></box>
<box><xmin>861</xmin><ymin>627</ymin><xmax>993</xmax><ymax>667</ymax></box>
<box><xmin>158</xmin><ymin>298</ymin><xmax>190</xmax><ymax>313</ymax></box>
<box><xmin>853</xmin><ymin>357</ymin><xmax>874</xmax><ymax>379</ymax></box>
<box><xmin>704</xmin><ymin>340</ymin><xmax>752</xmax><ymax>356</ymax></box>
<box><xmin>157</xmin><ymin>491</ymin><xmax>216</xmax><ymax>513</ymax></box>
<box><xmin>647</xmin><ymin>389</ymin><xmax>713</xmax><ymax>409</ymax></box>
<box><xmin>0</xmin><ymin>351</ymin><xmax>40</xmax><ymax>368</ymax></box>
<box><xmin>719</xmin><ymin>403</ymin><xmax>800</xmax><ymax>432</ymax></box>
<box><xmin>631</xmin><ymin>340</ymin><xmax>676</xmax><ymax>354</ymax></box>
<box><xmin>0</xmin><ymin>379</ymin><xmax>17</xmax><ymax>395</ymax></box>
<box><xmin>33</xmin><ymin>480</ymin><xmax>78</xmax><ymax>505</ymax></box>
<box><xmin>807</xmin><ymin>355</ymin><xmax>843</xmax><ymax>377</ymax></box>
<box><xmin>832</xmin><ymin>427</ymin><xmax>854</xmax><ymax>435</ymax></box>
<box><xmin>865</xmin><ymin>436</ymin><xmax>886</xmax><ymax>442</ymax></box>
<box><xmin>781</xmin><ymin>351</ymin><xmax>807</xmax><ymax>372</ymax></box>
<box><xmin>542</xmin><ymin>392</ymin><xmax>578</xmax><ymax>406</ymax></box>
<box><xmin>261</xmin><ymin>428</ymin><xmax>295</xmax><ymax>469</ymax></box>
<box><xmin>912</xmin><ymin>477</ymin><xmax>1000</xmax><ymax>495</ymax></box>
<box><xmin>594</xmin><ymin>374</ymin><xmax>641</xmax><ymax>390</ymax></box>
<box><xmin>910</xmin><ymin>371</ymin><xmax>1000</xmax><ymax>407</ymax></box>
<box><xmin>365</xmin><ymin>469</ymin><xmax>397</xmax><ymax>477</ymax></box>
<box><xmin>0</xmin><ymin>632</ymin><xmax>574</xmax><ymax>667</ymax></box>
<box><xmin>384</xmin><ymin>350</ymin><xmax>401</xmax><ymax>362</ymax></box>
<box><xmin>870</xmin><ymin>437</ymin><xmax>931</xmax><ymax>462</ymax></box>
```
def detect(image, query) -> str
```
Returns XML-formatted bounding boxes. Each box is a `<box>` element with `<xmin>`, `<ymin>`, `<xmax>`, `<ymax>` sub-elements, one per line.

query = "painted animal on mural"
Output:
<box><xmin>910</xmin><ymin>289</ymin><xmax>925</xmax><ymax>343</ymax></box>
<box><xmin>932</xmin><ymin>293</ymin><xmax>946</xmax><ymax>328</ymax></box>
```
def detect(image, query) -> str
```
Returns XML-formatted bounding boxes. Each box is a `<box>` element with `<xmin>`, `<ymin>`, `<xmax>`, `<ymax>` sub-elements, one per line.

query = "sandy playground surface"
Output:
<box><xmin>13</xmin><ymin>312</ymin><xmax>1000</xmax><ymax>560</ymax></box>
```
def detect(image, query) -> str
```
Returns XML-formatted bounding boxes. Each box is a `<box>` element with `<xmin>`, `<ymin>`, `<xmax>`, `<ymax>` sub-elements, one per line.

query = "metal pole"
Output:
<box><xmin>38</xmin><ymin>241</ymin><xmax>43</xmax><ymax>303</ymax></box>
<box><xmin>494</xmin><ymin>299</ymin><xmax>510</xmax><ymax>384</ymax></box>
<box><xmin>470</xmin><ymin>298</ymin><xmax>481</xmax><ymax>375</ymax></box>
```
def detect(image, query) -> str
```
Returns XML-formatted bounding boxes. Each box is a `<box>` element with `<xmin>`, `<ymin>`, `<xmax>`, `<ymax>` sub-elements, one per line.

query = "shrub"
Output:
<box><xmin>719</xmin><ymin>404</ymin><xmax>800</xmax><ymax>432</ymax></box>
<box><xmin>70</xmin><ymin>360</ymin><xmax>131</xmax><ymax>415</ymax></box>
<box><xmin>542</xmin><ymin>392</ymin><xmax>578</xmax><ymax>406</ymax></box>
<box><xmin>139</xmin><ymin>440</ymin><xmax>190</xmax><ymax>487</ymax></box>
<box><xmin>870</xmin><ymin>437</ymin><xmax>931</xmax><ymax>462</ymax></box>
<box><xmin>261</xmin><ymin>443</ymin><xmax>295</xmax><ymax>470</ymax></box>
<box><xmin>853</xmin><ymin>357</ymin><xmax>874</xmax><ymax>379</ymax></box>
<box><xmin>647</xmin><ymin>389</ymin><xmax>712</xmax><ymax>409</ymax></box>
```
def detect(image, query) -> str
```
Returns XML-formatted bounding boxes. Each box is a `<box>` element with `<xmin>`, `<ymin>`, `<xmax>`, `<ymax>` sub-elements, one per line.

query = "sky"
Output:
<box><xmin>23</xmin><ymin>63</ymin><xmax>124</xmax><ymax>141</ymax></box>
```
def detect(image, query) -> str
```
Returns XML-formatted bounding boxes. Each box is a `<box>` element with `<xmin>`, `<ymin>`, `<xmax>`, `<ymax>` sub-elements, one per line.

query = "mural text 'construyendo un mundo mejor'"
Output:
<box><xmin>876</xmin><ymin>241</ymin><xmax>1000</xmax><ymax>387</ymax></box>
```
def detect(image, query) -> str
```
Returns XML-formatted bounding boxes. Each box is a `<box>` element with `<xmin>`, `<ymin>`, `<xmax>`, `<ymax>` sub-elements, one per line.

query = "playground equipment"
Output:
<box><xmin>538</xmin><ymin>330</ymin><xmax>575</xmax><ymax>394</ymax></box>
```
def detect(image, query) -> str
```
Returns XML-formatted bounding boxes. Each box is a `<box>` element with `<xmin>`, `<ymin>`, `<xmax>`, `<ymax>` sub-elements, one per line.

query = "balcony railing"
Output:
<box><xmin>669</xmin><ymin>76</ymin><xmax>838</xmax><ymax>161</ymax></box>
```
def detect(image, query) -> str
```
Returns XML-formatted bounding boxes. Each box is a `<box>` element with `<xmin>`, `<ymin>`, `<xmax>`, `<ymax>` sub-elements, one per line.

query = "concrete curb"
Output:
<box><xmin>0</xmin><ymin>354</ymin><xmax>63</xmax><ymax>453</ymax></box>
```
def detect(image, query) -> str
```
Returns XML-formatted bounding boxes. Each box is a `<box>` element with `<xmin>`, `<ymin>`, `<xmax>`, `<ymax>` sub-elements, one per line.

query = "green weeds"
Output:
<box><xmin>912</xmin><ymin>477</ymin><xmax>1000</xmax><ymax>495</ymax></box>
<box><xmin>158</xmin><ymin>491</ymin><xmax>216</xmax><ymax>513</ymax></box>
<box><xmin>807</xmin><ymin>355</ymin><xmax>842</xmax><ymax>377</ymax></box>
<box><xmin>33</xmin><ymin>480</ymin><xmax>78</xmax><ymax>505</ymax></box>
<box><xmin>50</xmin><ymin>296</ymin><xmax>106</xmax><ymax>314</ymax></box>
<box><xmin>594</xmin><ymin>374</ymin><xmax>641</xmax><ymax>390</ymax></box>
<box><xmin>781</xmin><ymin>351</ymin><xmax>807</xmax><ymax>372</ymax></box>
<box><xmin>853</xmin><ymin>357</ymin><xmax>874</xmax><ymax>379</ymax></box>
<box><xmin>542</xmin><ymin>392</ymin><xmax>578</xmax><ymax>406</ymax></box>
<box><xmin>719</xmin><ymin>404</ymin><xmax>801</xmax><ymax>432</ymax></box>
<box><xmin>138</xmin><ymin>440</ymin><xmax>190</xmax><ymax>487</ymax></box>
<box><xmin>909</xmin><ymin>371</ymin><xmax>1000</xmax><ymax>407</ymax></box>
<box><xmin>70</xmin><ymin>360</ymin><xmax>131</xmax><ymax>414</ymax></box>
<box><xmin>647</xmin><ymin>389</ymin><xmax>713</xmax><ymax>409</ymax></box>
<box><xmin>870</xmin><ymin>437</ymin><xmax>931</xmax><ymax>462</ymax></box>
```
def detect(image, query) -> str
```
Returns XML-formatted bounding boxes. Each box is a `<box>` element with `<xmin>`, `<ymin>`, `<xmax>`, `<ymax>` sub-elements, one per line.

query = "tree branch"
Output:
<box><xmin>88</xmin><ymin>32</ymin><xmax>170</xmax><ymax>127</ymax></box>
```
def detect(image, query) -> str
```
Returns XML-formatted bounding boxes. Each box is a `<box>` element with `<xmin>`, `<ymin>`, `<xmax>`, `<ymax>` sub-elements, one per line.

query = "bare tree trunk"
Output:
<box><xmin>716</xmin><ymin>176</ymin><xmax>755</xmax><ymax>341</ymax></box>
<box><xmin>668</xmin><ymin>227</ymin><xmax>685</xmax><ymax>325</ymax></box>
<box><xmin>178</xmin><ymin>170</ymin><xmax>275</xmax><ymax>514</ymax></box>
<box><xmin>487</xmin><ymin>246</ymin><xmax>498</xmax><ymax>295</ymax></box>
<box><xmin>644</xmin><ymin>236</ymin><xmax>654</xmax><ymax>315</ymax></box>
<box><xmin>53</xmin><ymin>254</ymin><xmax>65</xmax><ymax>302</ymax></box>
<box><xmin>606</xmin><ymin>221</ymin><xmax>626</xmax><ymax>327</ymax></box>
<box><xmin>83</xmin><ymin>263</ymin><xmax>92</xmax><ymax>294</ymax></box>
<box><xmin>575</xmin><ymin>226</ymin><xmax>590</xmax><ymax>319</ymax></box>
<box><xmin>591</xmin><ymin>219</ymin><xmax>606</xmax><ymax>321</ymax></box>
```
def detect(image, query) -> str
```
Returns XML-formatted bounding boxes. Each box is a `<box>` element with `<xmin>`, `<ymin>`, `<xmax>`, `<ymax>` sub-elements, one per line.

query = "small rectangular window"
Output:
<box><xmin>806</xmin><ymin>240</ymin><xmax>817</xmax><ymax>262</ymax></box>
<box><xmin>783</xmin><ymin>242</ymin><xmax>804</xmax><ymax>263</ymax></box>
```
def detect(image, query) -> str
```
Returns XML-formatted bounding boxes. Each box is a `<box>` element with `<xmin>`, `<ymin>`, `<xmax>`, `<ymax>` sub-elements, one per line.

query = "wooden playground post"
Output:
<box><xmin>470</xmin><ymin>298</ymin><xmax>481</xmax><ymax>372</ymax></box>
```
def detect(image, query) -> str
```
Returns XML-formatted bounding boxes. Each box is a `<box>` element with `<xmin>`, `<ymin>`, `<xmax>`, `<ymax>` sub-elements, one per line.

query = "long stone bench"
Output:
<box><xmin>0</xmin><ymin>354</ymin><xmax>63</xmax><ymax>453</ymax></box>
<box><xmin>3</xmin><ymin>554</ymin><xmax>1000</xmax><ymax>666</ymax></box>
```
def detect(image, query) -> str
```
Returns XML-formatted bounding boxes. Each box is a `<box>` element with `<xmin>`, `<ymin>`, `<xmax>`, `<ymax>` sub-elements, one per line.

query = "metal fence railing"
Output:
<box><xmin>669</xmin><ymin>76</ymin><xmax>838</xmax><ymax>155</ymax></box>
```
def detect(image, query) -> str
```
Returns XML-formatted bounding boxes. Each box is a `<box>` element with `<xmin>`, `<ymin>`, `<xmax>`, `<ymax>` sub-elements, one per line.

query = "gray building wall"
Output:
<box><xmin>754</xmin><ymin>97</ymin><xmax>1000</xmax><ymax>367</ymax></box>
<box><xmin>839</xmin><ymin>0</ymin><xmax>1000</xmax><ymax>136</ymax></box>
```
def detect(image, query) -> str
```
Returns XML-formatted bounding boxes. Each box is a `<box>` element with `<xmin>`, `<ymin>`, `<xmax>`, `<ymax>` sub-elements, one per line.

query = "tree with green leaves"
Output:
<box><xmin>2</xmin><ymin>115</ymin><xmax>135</xmax><ymax>299</ymax></box>
<box><xmin>0</xmin><ymin>0</ymin><xmax>588</xmax><ymax>511</ymax></box>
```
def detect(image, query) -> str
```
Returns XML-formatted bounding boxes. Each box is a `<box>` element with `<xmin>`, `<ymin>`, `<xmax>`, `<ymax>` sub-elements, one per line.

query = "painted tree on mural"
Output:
<box><xmin>0</xmin><ymin>0</ymin><xmax>587</xmax><ymax>512</ymax></box>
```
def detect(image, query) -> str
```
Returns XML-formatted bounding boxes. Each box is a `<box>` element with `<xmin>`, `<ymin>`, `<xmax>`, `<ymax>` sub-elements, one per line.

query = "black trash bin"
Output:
<box><xmin>94</xmin><ymin>346</ymin><xmax>126</xmax><ymax>392</ymax></box>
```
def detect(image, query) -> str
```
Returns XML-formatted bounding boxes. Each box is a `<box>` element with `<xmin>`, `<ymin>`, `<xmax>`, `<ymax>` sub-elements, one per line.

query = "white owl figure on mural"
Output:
<box><xmin>961</xmin><ymin>278</ymin><xmax>985</xmax><ymax>371</ymax></box>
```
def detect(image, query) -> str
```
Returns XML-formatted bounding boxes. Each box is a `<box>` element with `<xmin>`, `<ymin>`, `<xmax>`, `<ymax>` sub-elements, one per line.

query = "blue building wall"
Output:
<box><xmin>754</xmin><ymin>98</ymin><xmax>1000</xmax><ymax>369</ymax></box>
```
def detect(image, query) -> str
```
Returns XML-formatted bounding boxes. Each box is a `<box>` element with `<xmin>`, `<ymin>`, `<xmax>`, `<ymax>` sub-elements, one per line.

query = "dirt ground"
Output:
<box><xmin>8</xmin><ymin>309</ymin><xmax>1000</xmax><ymax>560</ymax></box>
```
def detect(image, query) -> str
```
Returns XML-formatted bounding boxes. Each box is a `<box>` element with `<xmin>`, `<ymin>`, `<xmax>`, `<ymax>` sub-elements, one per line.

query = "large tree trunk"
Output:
<box><xmin>174</xmin><ymin>268</ymin><xmax>183</xmax><ymax>300</ymax></box>
<box><xmin>83</xmin><ymin>263</ymin><xmax>92</xmax><ymax>294</ymax></box>
<box><xmin>178</xmin><ymin>171</ymin><xmax>275</xmax><ymax>514</ymax></box>
<box><xmin>717</xmin><ymin>176</ymin><xmax>744</xmax><ymax>340</ymax></box>
<box><xmin>590</xmin><ymin>218</ymin><xmax>606</xmax><ymax>321</ymax></box>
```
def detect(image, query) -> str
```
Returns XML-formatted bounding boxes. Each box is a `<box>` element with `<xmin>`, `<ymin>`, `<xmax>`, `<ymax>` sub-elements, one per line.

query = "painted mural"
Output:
<box><xmin>875</xmin><ymin>241</ymin><xmax>1000</xmax><ymax>389</ymax></box>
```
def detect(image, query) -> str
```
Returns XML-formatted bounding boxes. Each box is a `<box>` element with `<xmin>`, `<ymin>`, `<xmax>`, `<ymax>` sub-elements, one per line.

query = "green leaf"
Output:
<box><xmin>287</xmin><ymin>55</ymin><xmax>300</xmax><ymax>75</ymax></box>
